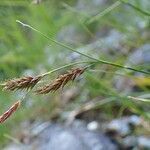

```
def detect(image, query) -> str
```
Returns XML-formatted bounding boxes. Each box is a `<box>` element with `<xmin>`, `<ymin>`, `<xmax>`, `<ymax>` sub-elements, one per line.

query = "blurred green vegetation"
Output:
<box><xmin>0</xmin><ymin>0</ymin><xmax>149</xmax><ymax>147</ymax></box>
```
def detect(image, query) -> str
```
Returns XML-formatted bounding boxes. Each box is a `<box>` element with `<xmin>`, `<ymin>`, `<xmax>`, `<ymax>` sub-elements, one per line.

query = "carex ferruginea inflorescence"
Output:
<box><xmin>36</xmin><ymin>68</ymin><xmax>85</xmax><ymax>94</ymax></box>
<box><xmin>2</xmin><ymin>76</ymin><xmax>42</xmax><ymax>91</ymax></box>
<box><xmin>0</xmin><ymin>100</ymin><xmax>21</xmax><ymax>124</ymax></box>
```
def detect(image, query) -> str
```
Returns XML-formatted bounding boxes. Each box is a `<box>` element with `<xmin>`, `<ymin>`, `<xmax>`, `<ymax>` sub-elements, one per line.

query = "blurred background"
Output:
<box><xmin>0</xmin><ymin>0</ymin><xmax>150</xmax><ymax>149</ymax></box>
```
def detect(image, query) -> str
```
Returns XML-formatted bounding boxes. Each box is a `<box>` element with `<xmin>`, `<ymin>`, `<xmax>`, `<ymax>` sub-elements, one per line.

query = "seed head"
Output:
<box><xmin>0</xmin><ymin>100</ymin><xmax>21</xmax><ymax>123</ymax></box>
<box><xmin>2</xmin><ymin>76</ymin><xmax>42</xmax><ymax>91</ymax></box>
<box><xmin>36</xmin><ymin>68</ymin><xmax>85</xmax><ymax>94</ymax></box>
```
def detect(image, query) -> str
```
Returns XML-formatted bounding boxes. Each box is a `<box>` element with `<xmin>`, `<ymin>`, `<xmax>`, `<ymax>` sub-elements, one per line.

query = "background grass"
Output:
<box><xmin>0</xmin><ymin>0</ymin><xmax>149</xmax><ymax>147</ymax></box>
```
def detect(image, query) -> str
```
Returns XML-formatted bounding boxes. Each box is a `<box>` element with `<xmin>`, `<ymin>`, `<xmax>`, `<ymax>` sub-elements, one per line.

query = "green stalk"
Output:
<box><xmin>16</xmin><ymin>20</ymin><xmax>150</xmax><ymax>75</ymax></box>
<box><xmin>41</xmin><ymin>61</ymin><xmax>97</xmax><ymax>77</ymax></box>
<box><xmin>87</xmin><ymin>1</ymin><xmax>121</xmax><ymax>24</ymax></box>
<box><xmin>120</xmin><ymin>0</ymin><xmax>150</xmax><ymax>16</ymax></box>
<box><xmin>128</xmin><ymin>96</ymin><xmax>150</xmax><ymax>103</ymax></box>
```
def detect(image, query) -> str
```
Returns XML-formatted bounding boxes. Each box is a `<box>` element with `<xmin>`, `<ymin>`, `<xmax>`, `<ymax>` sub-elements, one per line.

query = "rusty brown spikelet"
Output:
<box><xmin>2</xmin><ymin>76</ymin><xmax>42</xmax><ymax>91</ymax></box>
<box><xmin>36</xmin><ymin>68</ymin><xmax>85</xmax><ymax>94</ymax></box>
<box><xmin>0</xmin><ymin>100</ymin><xmax>21</xmax><ymax>124</ymax></box>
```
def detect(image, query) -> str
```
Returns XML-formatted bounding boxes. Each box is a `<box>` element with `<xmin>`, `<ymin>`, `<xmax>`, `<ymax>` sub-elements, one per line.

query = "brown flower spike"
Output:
<box><xmin>36</xmin><ymin>68</ymin><xmax>85</xmax><ymax>94</ymax></box>
<box><xmin>2</xmin><ymin>76</ymin><xmax>42</xmax><ymax>91</ymax></box>
<box><xmin>0</xmin><ymin>100</ymin><xmax>21</xmax><ymax>124</ymax></box>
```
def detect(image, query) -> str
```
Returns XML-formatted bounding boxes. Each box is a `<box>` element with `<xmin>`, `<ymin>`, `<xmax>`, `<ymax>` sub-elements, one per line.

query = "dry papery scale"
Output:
<box><xmin>0</xmin><ymin>101</ymin><xmax>21</xmax><ymax>124</ymax></box>
<box><xmin>35</xmin><ymin>67</ymin><xmax>85</xmax><ymax>94</ymax></box>
<box><xmin>2</xmin><ymin>76</ymin><xmax>42</xmax><ymax>91</ymax></box>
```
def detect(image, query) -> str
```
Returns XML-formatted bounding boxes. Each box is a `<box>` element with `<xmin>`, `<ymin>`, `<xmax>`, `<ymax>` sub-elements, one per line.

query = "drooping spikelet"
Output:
<box><xmin>2</xmin><ymin>76</ymin><xmax>42</xmax><ymax>91</ymax></box>
<box><xmin>0</xmin><ymin>100</ymin><xmax>21</xmax><ymax>124</ymax></box>
<box><xmin>36</xmin><ymin>68</ymin><xmax>85</xmax><ymax>94</ymax></box>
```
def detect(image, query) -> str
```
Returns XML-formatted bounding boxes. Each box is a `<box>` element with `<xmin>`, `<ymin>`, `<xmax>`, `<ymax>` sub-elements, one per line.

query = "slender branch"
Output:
<box><xmin>61</xmin><ymin>2</ymin><xmax>89</xmax><ymax>18</ymax></box>
<box><xmin>121</xmin><ymin>0</ymin><xmax>150</xmax><ymax>16</ymax></box>
<box><xmin>67</xmin><ymin>97</ymin><xmax>115</xmax><ymax>124</ymax></box>
<box><xmin>4</xmin><ymin>134</ymin><xmax>22</xmax><ymax>145</ymax></box>
<box><xmin>87</xmin><ymin>1</ymin><xmax>121</xmax><ymax>24</ymax></box>
<box><xmin>41</xmin><ymin>61</ymin><xmax>97</xmax><ymax>77</ymax></box>
<box><xmin>88</xmin><ymin>69</ymin><xmax>133</xmax><ymax>77</ymax></box>
<box><xmin>128</xmin><ymin>96</ymin><xmax>150</xmax><ymax>103</ymax></box>
<box><xmin>16</xmin><ymin>20</ymin><xmax>150</xmax><ymax>75</ymax></box>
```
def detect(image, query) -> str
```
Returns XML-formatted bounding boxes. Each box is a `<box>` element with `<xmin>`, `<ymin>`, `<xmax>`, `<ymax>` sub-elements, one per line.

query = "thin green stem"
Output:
<box><xmin>128</xmin><ymin>96</ymin><xmax>150</xmax><ymax>103</ymax></box>
<box><xmin>41</xmin><ymin>61</ymin><xmax>97</xmax><ymax>77</ymax></box>
<box><xmin>120</xmin><ymin>0</ymin><xmax>150</xmax><ymax>16</ymax></box>
<box><xmin>16</xmin><ymin>20</ymin><xmax>150</xmax><ymax>75</ymax></box>
<box><xmin>61</xmin><ymin>2</ymin><xmax>89</xmax><ymax>18</ymax></box>
<box><xmin>87</xmin><ymin>1</ymin><xmax>121</xmax><ymax>24</ymax></box>
<box><xmin>88</xmin><ymin>69</ymin><xmax>132</xmax><ymax>77</ymax></box>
